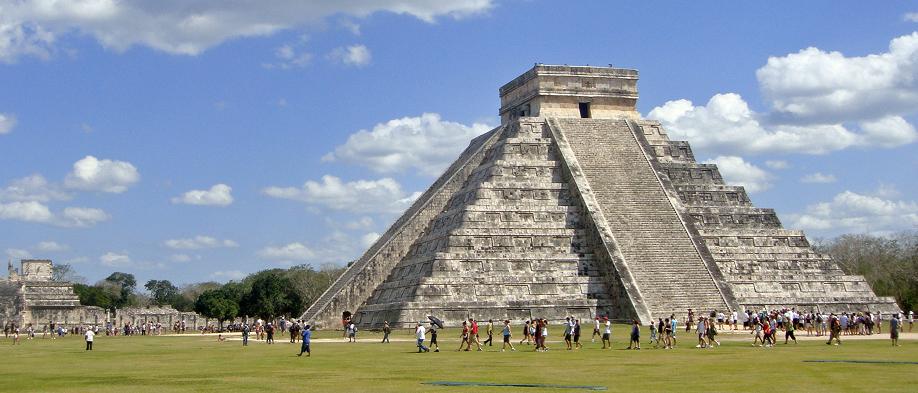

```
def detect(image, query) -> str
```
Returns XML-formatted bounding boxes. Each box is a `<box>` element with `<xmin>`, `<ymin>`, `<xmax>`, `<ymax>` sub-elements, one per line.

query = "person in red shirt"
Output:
<box><xmin>458</xmin><ymin>321</ymin><xmax>469</xmax><ymax>351</ymax></box>
<box><xmin>466</xmin><ymin>318</ymin><xmax>482</xmax><ymax>351</ymax></box>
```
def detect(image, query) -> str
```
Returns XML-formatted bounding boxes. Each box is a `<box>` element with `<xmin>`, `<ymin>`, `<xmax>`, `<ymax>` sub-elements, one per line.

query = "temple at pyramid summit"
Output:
<box><xmin>301</xmin><ymin>64</ymin><xmax>900</xmax><ymax>328</ymax></box>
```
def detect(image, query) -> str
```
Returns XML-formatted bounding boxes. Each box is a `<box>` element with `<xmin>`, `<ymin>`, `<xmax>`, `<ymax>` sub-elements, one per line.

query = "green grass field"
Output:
<box><xmin>3</xmin><ymin>328</ymin><xmax>915</xmax><ymax>392</ymax></box>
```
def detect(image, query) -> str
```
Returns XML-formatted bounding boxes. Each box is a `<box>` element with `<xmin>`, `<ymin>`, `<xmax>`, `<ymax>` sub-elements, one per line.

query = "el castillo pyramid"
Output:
<box><xmin>302</xmin><ymin>64</ymin><xmax>900</xmax><ymax>328</ymax></box>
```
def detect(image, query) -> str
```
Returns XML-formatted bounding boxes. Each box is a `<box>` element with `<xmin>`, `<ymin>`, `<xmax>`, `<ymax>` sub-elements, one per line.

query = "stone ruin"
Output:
<box><xmin>1</xmin><ymin>259</ymin><xmax>210</xmax><ymax>331</ymax></box>
<box><xmin>1</xmin><ymin>259</ymin><xmax>108</xmax><ymax>329</ymax></box>
<box><xmin>301</xmin><ymin>64</ymin><xmax>900</xmax><ymax>328</ymax></box>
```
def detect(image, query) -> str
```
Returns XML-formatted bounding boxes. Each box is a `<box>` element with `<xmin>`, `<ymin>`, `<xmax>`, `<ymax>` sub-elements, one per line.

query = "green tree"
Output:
<box><xmin>73</xmin><ymin>283</ymin><xmax>116</xmax><ymax>310</ymax></box>
<box><xmin>194</xmin><ymin>289</ymin><xmax>239</xmax><ymax>327</ymax></box>
<box><xmin>144</xmin><ymin>279</ymin><xmax>179</xmax><ymax>306</ymax></box>
<box><xmin>105</xmin><ymin>272</ymin><xmax>138</xmax><ymax>309</ymax></box>
<box><xmin>240</xmin><ymin>271</ymin><xmax>304</xmax><ymax>320</ymax></box>
<box><xmin>814</xmin><ymin>231</ymin><xmax>918</xmax><ymax>312</ymax></box>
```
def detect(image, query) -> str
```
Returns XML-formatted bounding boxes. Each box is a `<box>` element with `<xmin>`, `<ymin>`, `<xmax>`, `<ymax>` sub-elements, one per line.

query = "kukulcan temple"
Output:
<box><xmin>301</xmin><ymin>64</ymin><xmax>901</xmax><ymax>328</ymax></box>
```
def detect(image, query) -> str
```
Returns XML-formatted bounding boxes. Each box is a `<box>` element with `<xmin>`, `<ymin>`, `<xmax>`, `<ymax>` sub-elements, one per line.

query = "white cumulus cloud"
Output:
<box><xmin>60</xmin><ymin>207</ymin><xmax>110</xmax><ymax>227</ymax></box>
<box><xmin>258</xmin><ymin>242</ymin><xmax>316</xmax><ymax>262</ymax></box>
<box><xmin>0</xmin><ymin>113</ymin><xmax>16</xmax><ymax>134</ymax></box>
<box><xmin>35</xmin><ymin>241</ymin><xmax>68</xmax><ymax>252</ymax></box>
<box><xmin>650</xmin><ymin>33</ymin><xmax>918</xmax><ymax>157</ymax></box>
<box><xmin>0</xmin><ymin>201</ymin><xmax>54</xmax><ymax>223</ymax></box>
<box><xmin>906</xmin><ymin>12</ymin><xmax>918</xmax><ymax>22</ymax></box>
<box><xmin>800</xmin><ymin>172</ymin><xmax>837</xmax><ymax>184</ymax></box>
<box><xmin>360</xmin><ymin>232</ymin><xmax>381</xmax><ymax>248</ymax></box>
<box><xmin>757</xmin><ymin>32</ymin><xmax>918</xmax><ymax>124</ymax></box>
<box><xmin>164</xmin><ymin>235</ymin><xmax>239</xmax><ymax>250</ymax></box>
<box><xmin>64</xmin><ymin>155</ymin><xmax>140</xmax><ymax>193</ymax></box>
<box><xmin>0</xmin><ymin>174</ymin><xmax>71</xmax><ymax>202</ymax></box>
<box><xmin>171</xmin><ymin>184</ymin><xmax>233</xmax><ymax>206</ymax></box>
<box><xmin>788</xmin><ymin>189</ymin><xmax>918</xmax><ymax>236</ymax></box>
<box><xmin>702</xmin><ymin>156</ymin><xmax>773</xmax><ymax>193</ymax></box>
<box><xmin>0</xmin><ymin>200</ymin><xmax>108</xmax><ymax>227</ymax></box>
<box><xmin>324</xmin><ymin>113</ymin><xmax>493</xmax><ymax>176</ymax></box>
<box><xmin>329</xmin><ymin>44</ymin><xmax>371</xmax><ymax>67</ymax></box>
<box><xmin>264</xmin><ymin>175</ymin><xmax>420</xmax><ymax>214</ymax></box>
<box><xmin>6</xmin><ymin>248</ymin><xmax>32</xmax><ymax>260</ymax></box>
<box><xmin>765</xmin><ymin>160</ymin><xmax>790</xmax><ymax>170</ymax></box>
<box><xmin>99</xmin><ymin>251</ymin><xmax>132</xmax><ymax>267</ymax></box>
<box><xmin>0</xmin><ymin>1</ymin><xmax>493</xmax><ymax>62</ymax></box>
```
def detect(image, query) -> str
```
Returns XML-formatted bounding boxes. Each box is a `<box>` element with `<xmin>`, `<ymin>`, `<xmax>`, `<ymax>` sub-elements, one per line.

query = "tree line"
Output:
<box><xmin>63</xmin><ymin>264</ymin><xmax>344</xmax><ymax>325</ymax></box>
<box><xmin>813</xmin><ymin>230</ymin><xmax>917</xmax><ymax>312</ymax></box>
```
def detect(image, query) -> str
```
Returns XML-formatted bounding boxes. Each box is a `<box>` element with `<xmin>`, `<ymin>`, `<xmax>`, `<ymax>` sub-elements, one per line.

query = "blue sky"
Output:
<box><xmin>1</xmin><ymin>1</ymin><xmax>916</xmax><ymax>286</ymax></box>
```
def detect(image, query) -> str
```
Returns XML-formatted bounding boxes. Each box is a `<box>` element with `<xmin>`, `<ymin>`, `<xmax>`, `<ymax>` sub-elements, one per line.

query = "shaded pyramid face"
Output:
<box><xmin>301</xmin><ymin>71</ymin><xmax>899</xmax><ymax>328</ymax></box>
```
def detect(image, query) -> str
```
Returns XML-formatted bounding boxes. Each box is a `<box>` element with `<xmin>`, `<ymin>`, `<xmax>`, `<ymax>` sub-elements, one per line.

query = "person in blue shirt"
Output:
<box><xmin>298</xmin><ymin>324</ymin><xmax>312</xmax><ymax>357</ymax></box>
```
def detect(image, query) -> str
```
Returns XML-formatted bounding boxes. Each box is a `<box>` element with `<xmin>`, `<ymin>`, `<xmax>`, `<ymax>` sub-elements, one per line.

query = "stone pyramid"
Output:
<box><xmin>302</xmin><ymin>65</ymin><xmax>899</xmax><ymax>328</ymax></box>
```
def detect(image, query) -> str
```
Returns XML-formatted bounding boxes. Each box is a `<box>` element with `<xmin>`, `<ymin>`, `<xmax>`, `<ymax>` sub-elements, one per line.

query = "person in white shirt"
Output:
<box><xmin>592</xmin><ymin>317</ymin><xmax>601</xmax><ymax>343</ymax></box>
<box><xmin>415</xmin><ymin>322</ymin><xmax>429</xmax><ymax>352</ymax></box>
<box><xmin>731</xmin><ymin>311</ymin><xmax>738</xmax><ymax>330</ymax></box>
<box><xmin>601</xmin><ymin>318</ymin><xmax>612</xmax><ymax>349</ymax></box>
<box><xmin>85</xmin><ymin>329</ymin><xmax>95</xmax><ymax>351</ymax></box>
<box><xmin>909</xmin><ymin>311</ymin><xmax>914</xmax><ymax>332</ymax></box>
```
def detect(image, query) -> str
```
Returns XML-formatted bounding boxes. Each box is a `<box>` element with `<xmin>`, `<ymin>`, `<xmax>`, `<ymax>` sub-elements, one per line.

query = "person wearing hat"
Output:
<box><xmin>297</xmin><ymin>324</ymin><xmax>312</xmax><ymax>357</ymax></box>
<box><xmin>84</xmin><ymin>327</ymin><xmax>94</xmax><ymax>350</ymax></box>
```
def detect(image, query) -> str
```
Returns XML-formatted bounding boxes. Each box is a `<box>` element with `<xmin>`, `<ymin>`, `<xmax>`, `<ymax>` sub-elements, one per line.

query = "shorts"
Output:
<box><xmin>503</xmin><ymin>335</ymin><xmax>510</xmax><ymax>343</ymax></box>
<box><xmin>602</xmin><ymin>333</ymin><xmax>610</xmax><ymax>340</ymax></box>
<box><xmin>564</xmin><ymin>334</ymin><xmax>572</xmax><ymax>341</ymax></box>
<box><xmin>891</xmin><ymin>331</ymin><xmax>899</xmax><ymax>339</ymax></box>
<box><xmin>431</xmin><ymin>337</ymin><xmax>438</xmax><ymax>345</ymax></box>
<box><xmin>630</xmin><ymin>333</ymin><xmax>639</xmax><ymax>342</ymax></box>
<box><xmin>573</xmin><ymin>334</ymin><xmax>580</xmax><ymax>342</ymax></box>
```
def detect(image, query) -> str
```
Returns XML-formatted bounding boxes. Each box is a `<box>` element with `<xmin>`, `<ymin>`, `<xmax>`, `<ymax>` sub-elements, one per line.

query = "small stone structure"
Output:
<box><xmin>301</xmin><ymin>64</ymin><xmax>900</xmax><ymax>328</ymax></box>
<box><xmin>1</xmin><ymin>259</ymin><xmax>107</xmax><ymax>329</ymax></box>
<box><xmin>1</xmin><ymin>259</ymin><xmax>209</xmax><ymax>331</ymax></box>
<box><xmin>114</xmin><ymin>306</ymin><xmax>204</xmax><ymax>330</ymax></box>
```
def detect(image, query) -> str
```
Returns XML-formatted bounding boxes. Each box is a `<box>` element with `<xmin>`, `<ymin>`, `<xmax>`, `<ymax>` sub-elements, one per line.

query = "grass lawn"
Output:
<box><xmin>3</xmin><ymin>327</ymin><xmax>916</xmax><ymax>392</ymax></box>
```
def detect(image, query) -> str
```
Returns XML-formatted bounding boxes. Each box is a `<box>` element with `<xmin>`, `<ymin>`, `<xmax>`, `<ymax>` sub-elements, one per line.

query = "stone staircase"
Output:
<box><xmin>549</xmin><ymin>118</ymin><xmax>729</xmax><ymax>318</ymax></box>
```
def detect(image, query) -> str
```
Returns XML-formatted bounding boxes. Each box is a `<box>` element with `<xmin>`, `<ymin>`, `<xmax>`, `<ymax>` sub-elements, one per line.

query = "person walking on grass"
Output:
<box><xmin>416</xmin><ymin>322</ymin><xmax>429</xmax><ymax>353</ymax></box>
<box><xmin>467</xmin><ymin>318</ymin><xmax>482</xmax><ymax>351</ymax></box>
<box><xmin>573</xmin><ymin>319</ymin><xmax>583</xmax><ymax>349</ymax></box>
<box><xmin>707</xmin><ymin>317</ymin><xmax>720</xmax><ymax>347</ymax></box>
<box><xmin>601</xmin><ymin>317</ymin><xmax>612</xmax><ymax>349</ymax></box>
<box><xmin>592</xmin><ymin>317</ymin><xmax>601</xmax><ymax>343</ymax></box>
<box><xmin>890</xmin><ymin>314</ymin><xmax>901</xmax><ymax>347</ymax></box>
<box><xmin>908</xmin><ymin>310</ymin><xmax>914</xmax><ymax>332</ymax></box>
<box><xmin>826</xmin><ymin>314</ymin><xmax>842</xmax><ymax>346</ymax></box>
<box><xmin>669</xmin><ymin>315</ymin><xmax>678</xmax><ymax>347</ymax></box>
<box><xmin>429</xmin><ymin>323</ymin><xmax>440</xmax><ymax>352</ymax></box>
<box><xmin>297</xmin><ymin>324</ymin><xmax>312</xmax><ymax>357</ymax></box>
<box><xmin>649</xmin><ymin>320</ymin><xmax>657</xmax><ymax>348</ymax></box>
<box><xmin>627</xmin><ymin>320</ymin><xmax>640</xmax><ymax>350</ymax></box>
<box><xmin>458</xmin><ymin>321</ymin><xmax>469</xmax><ymax>351</ymax></box>
<box><xmin>381</xmin><ymin>321</ymin><xmax>391</xmax><ymax>344</ymax></box>
<box><xmin>539</xmin><ymin>319</ymin><xmax>550</xmax><ymax>352</ymax></box>
<box><xmin>662</xmin><ymin>318</ymin><xmax>673</xmax><ymax>349</ymax></box>
<box><xmin>242</xmin><ymin>323</ymin><xmax>249</xmax><ymax>346</ymax></box>
<box><xmin>520</xmin><ymin>320</ymin><xmax>531</xmax><ymax>345</ymax></box>
<box><xmin>784</xmin><ymin>316</ymin><xmax>797</xmax><ymax>344</ymax></box>
<box><xmin>84</xmin><ymin>328</ymin><xmax>94</xmax><ymax>350</ymax></box>
<box><xmin>12</xmin><ymin>327</ymin><xmax>20</xmax><ymax>345</ymax></box>
<box><xmin>501</xmin><ymin>320</ymin><xmax>515</xmax><ymax>352</ymax></box>
<box><xmin>482</xmin><ymin>319</ymin><xmax>493</xmax><ymax>347</ymax></box>
<box><xmin>347</xmin><ymin>322</ymin><xmax>357</xmax><ymax>343</ymax></box>
<box><xmin>696</xmin><ymin>317</ymin><xmax>707</xmax><ymax>348</ymax></box>
<box><xmin>563</xmin><ymin>317</ymin><xmax>573</xmax><ymax>350</ymax></box>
